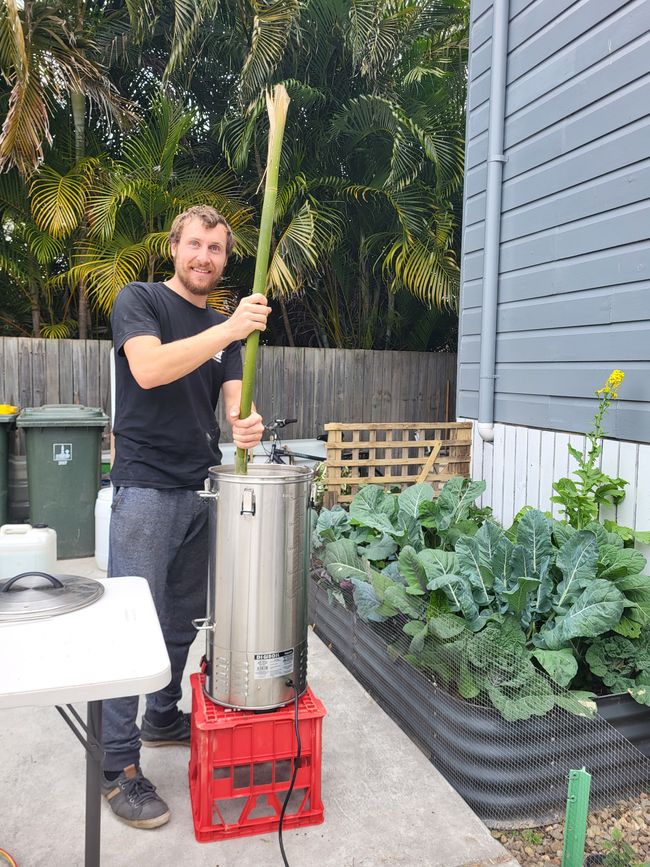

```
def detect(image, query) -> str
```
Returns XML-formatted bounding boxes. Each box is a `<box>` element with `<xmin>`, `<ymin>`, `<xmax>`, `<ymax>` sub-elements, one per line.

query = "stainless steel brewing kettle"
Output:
<box><xmin>195</xmin><ymin>464</ymin><xmax>313</xmax><ymax>710</ymax></box>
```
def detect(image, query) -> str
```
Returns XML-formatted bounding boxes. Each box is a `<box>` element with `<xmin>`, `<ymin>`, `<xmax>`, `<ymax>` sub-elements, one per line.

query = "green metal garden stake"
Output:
<box><xmin>235</xmin><ymin>84</ymin><xmax>290</xmax><ymax>475</ymax></box>
<box><xmin>561</xmin><ymin>768</ymin><xmax>591</xmax><ymax>867</ymax></box>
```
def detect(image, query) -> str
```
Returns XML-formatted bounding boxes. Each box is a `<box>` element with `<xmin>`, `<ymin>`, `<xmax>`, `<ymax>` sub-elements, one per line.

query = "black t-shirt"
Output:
<box><xmin>110</xmin><ymin>281</ymin><xmax>242</xmax><ymax>489</ymax></box>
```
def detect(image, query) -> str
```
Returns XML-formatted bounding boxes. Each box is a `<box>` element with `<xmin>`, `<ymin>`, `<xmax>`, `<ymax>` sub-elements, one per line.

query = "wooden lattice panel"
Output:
<box><xmin>323</xmin><ymin>421</ymin><xmax>472</xmax><ymax>506</ymax></box>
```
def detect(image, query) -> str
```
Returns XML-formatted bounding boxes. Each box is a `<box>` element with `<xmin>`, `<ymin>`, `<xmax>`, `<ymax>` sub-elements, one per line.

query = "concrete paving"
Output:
<box><xmin>0</xmin><ymin>558</ymin><xmax>520</xmax><ymax>867</ymax></box>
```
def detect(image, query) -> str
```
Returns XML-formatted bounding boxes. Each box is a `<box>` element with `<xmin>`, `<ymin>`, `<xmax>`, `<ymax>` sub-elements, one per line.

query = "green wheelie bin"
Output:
<box><xmin>17</xmin><ymin>405</ymin><xmax>109</xmax><ymax>558</ymax></box>
<box><xmin>0</xmin><ymin>405</ymin><xmax>18</xmax><ymax>526</ymax></box>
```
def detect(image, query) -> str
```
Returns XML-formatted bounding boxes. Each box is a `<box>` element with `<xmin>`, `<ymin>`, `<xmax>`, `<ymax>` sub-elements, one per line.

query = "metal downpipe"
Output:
<box><xmin>477</xmin><ymin>0</ymin><xmax>510</xmax><ymax>443</ymax></box>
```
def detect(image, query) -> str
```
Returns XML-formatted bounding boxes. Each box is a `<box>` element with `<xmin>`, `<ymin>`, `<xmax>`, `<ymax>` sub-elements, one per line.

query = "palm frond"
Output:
<box><xmin>121</xmin><ymin>96</ymin><xmax>194</xmax><ymax>183</ymax></box>
<box><xmin>165</xmin><ymin>0</ymin><xmax>219</xmax><ymax>79</ymax></box>
<box><xmin>267</xmin><ymin>197</ymin><xmax>344</xmax><ymax>296</ymax></box>
<box><xmin>30</xmin><ymin>158</ymin><xmax>98</xmax><ymax>238</ymax></box>
<box><xmin>61</xmin><ymin>238</ymin><xmax>151</xmax><ymax>313</ymax></box>
<box><xmin>219</xmin><ymin>100</ymin><xmax>264</xmax><ymax>172</ymax></box>
<box><xmin>0</xmin><ymin>61</ymin><xmax>50</xmax><ymax>177</ymax></box>
<box><xmin>87</xmin><ymin>166</ymin><xmax>147</xmax><ymax>242</ymax></box>
<box><xmin>23</xmin><ymin>224</ymin><xmax>65</xmax><ymax>265</ymax></box>
<box><xmin>0</xmin><ymin>240</ymin><xmax>28</xmax><ymax>283</ymax></box>
<box><xmin>0</xmin><ymin>169</ymin><xmax>29</xmax><ymax>215</ymax></box>
<box><xmin>240</xmin><ymin>0</ymin><xmax>300</xmax><ymax>102</ymax></box>
<box><xmin>40</xmin><ymin>320</ymin><xmax>76</xmax><ymax>339</ymax></box>
<box><xmin>274</xmin><ymin>173</ymin><xmax>308</xmax><ymax>222</ymax></box>
<box><xmin>0</xmin><ymin>0</ymin><xmax>27</xmax><ymax>75</ymax></box>
<box><xmin>361</xmin><ymin>6</ymin><xmax>420</xmax><ymax>81</ymax></box>
<box><xmin>266</xmin><ymin>201</ymin><xmax>317</xmax><ymax>296</ymax></box>
<box><xmin>206</xmin><ymin>289</ymin><xmax>233</xmax><ymax>313</ymax></box>
<box><xmin>383</xmin><ymin>233</ymin><xmax>459</xmax><ymax>308</ymax></box>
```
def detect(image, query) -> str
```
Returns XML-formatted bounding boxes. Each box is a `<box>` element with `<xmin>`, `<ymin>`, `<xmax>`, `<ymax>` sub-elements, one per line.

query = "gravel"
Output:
<box><xmin>495</xmin><ymin>793</ymin><xmax>650</xmax><ymax>865</ymax></box>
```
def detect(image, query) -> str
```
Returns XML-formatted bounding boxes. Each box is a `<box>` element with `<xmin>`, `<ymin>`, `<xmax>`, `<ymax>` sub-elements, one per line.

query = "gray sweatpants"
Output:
<box><xmin>102</xmin><ymin>486</ymin><xmax>209</xmax><ymax>772</ymax></box>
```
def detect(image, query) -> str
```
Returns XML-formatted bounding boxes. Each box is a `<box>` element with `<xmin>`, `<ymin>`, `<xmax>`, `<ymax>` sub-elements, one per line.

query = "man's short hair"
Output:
<box><xmin>168</xmin><ymin>205</ymin><xmax>235</xmax><ymax>257</ymax></box>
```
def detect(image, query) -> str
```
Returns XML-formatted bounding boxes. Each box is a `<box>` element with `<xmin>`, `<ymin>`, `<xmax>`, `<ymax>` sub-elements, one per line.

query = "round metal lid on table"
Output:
<box><xmin>0</xmin><ymin>571</ymin><xmax>105</xmax><ymax>622</ymax></box>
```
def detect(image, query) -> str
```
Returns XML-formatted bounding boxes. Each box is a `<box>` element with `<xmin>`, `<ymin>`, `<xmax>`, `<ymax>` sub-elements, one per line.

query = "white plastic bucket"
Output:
<box><xmin>94</xmin><ymin>486</ymin><xmax>113</xmax><ymax>571</ymax></box>
<box><xmin>0</xmin><ymin>524</ymin><xmax>58</xmax><ymax>579</ymax></box>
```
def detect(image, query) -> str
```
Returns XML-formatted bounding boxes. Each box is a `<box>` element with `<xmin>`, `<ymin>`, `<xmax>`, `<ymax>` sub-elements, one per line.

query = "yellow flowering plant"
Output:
<box><xmin>551</xmin><ymin>370</ymin><xmax>629</xmax><ymax>530</ymax></box>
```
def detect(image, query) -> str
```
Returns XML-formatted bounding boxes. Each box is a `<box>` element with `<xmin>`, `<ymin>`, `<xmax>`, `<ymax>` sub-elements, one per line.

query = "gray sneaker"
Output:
<box><xmin>140</xmin><ymin>710</ymin><xmax>191</xmax><ymax>747</ymax></box>
<box><xmin>101</xmin><ymin>764</ymin><xmax>170</xmax><ymax>829</ymax></box>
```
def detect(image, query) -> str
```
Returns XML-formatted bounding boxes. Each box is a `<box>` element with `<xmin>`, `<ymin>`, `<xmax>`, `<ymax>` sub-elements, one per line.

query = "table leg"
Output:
<box><xmin>85</xmin><ymin>701</ymin><xmax>103</xmax><ymax>867</ymax></box>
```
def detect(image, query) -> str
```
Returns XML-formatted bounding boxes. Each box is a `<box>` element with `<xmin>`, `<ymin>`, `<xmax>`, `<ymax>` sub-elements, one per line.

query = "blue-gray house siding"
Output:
<box><xmin>457</xmin><ymin>0</ymin><xmax>650</xmax><ymax>443</ymax></box>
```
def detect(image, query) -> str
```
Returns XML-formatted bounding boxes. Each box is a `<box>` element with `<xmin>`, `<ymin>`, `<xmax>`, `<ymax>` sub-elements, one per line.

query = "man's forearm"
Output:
<box><xmin>125</xmin><ymin>321</ymin><xmax>237</xmax><ymax>389</ymax></box>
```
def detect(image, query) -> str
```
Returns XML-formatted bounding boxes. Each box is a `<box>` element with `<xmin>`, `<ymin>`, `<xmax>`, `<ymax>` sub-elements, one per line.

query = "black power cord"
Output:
<box><xmin>278</xmin><ymin>679</ymin><xmax>301</xmax><ymax>867</ymax></box>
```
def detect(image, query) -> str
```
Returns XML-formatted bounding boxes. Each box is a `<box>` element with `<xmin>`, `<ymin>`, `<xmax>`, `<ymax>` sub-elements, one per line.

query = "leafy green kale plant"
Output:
<box><xmin>312</xmin><ymin>481</ymin><xmax>650</xmax><ymax>721</ymax></box>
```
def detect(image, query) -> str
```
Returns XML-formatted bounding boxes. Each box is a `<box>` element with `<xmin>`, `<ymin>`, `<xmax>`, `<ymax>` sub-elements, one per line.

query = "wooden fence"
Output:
<box><xmin>0</xmin><ymin>338</ymin><xmax>457</xmax><ymax>444</ymax></box>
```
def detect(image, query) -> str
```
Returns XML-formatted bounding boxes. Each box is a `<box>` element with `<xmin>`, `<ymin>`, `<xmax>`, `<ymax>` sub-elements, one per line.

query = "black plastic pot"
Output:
<box><xmin>309</xmin><ymin>578</ymin><xmax>650</xmax><ymax>828</ymax></box>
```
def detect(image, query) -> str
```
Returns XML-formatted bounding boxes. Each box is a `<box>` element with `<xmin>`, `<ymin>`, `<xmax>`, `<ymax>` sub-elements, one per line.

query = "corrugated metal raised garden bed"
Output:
<box><xmin>309</xmin><ymin>576</ymin><xmax>650</xmax><ymax>828</ymax></box>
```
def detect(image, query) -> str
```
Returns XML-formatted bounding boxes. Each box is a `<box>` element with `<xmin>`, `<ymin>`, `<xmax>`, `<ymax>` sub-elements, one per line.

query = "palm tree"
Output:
<box><xmin>0</xmin><ymin>168</ymin><xmax>73</xmax><ymax>336</ymax></box>
<box><xmin>53</xmin><ymin>95</ymin><xmax>258</xmax><ymax>314</ymax></box>
<box><xmin>206</xmin><ymin>0</ymin><xmax>469</xmax><ymax>347</ymax></box>
<box><xmin>0</xmin><ymin>0</ymin><xmax>139</xmax><ymax>178</ymax></box>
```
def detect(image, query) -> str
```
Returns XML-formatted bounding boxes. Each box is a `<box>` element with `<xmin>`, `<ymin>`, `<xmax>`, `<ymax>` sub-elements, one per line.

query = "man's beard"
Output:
<box><xmin>177</xmin><ymin>264</ymin><xmax>224</xmax><ymax>296</ymax></box>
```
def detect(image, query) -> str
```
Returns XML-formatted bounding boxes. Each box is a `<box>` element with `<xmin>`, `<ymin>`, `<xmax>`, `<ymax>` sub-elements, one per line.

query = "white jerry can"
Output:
<box><xmin>94</xmin><ymin>486</ymin><xmax>113</xmax><ymax>571</ymax></box>
<box><xmin>0</xmin><ymin>524</ymin><xmax>58</xmax><ymax>579</ymax></box>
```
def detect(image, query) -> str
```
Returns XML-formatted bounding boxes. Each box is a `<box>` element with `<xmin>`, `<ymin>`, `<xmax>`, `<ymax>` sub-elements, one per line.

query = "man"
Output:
<box><xmin>102</xmin><ymin>204</ymin><xmax>271</xmax><ymax>828</ymax></box>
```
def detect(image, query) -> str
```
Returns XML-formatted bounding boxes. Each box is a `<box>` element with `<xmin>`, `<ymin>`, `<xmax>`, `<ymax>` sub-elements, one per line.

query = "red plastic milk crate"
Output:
<box><xmin>188</xmin><ymin>673</ymin><xmax>326</xmax><ymax>842</ymax></box>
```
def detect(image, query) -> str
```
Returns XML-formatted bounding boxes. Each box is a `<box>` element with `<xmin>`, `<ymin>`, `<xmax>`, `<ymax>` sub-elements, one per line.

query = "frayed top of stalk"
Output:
<box><xmin>234</xmin><ymin>83</ymin><xmax>290</xmax><ymax>476</ymax></box>
<box><xmin>266</xmin><ymin>85</ymin><xmax>290</xmax><ymax>148</ymax></box>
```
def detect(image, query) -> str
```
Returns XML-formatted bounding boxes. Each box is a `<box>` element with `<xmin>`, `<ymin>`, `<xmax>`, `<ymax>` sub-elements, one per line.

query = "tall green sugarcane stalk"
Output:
<box><xmin>235</xmin><ymin>85</ymin><xmax>290</xmax><ymax>474</ymax></box>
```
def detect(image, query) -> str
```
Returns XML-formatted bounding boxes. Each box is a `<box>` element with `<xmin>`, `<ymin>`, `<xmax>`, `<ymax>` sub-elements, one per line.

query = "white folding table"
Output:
<box><xmin>0</xmin><ymin>576</ymin><xmax>171</xmax><ymax>867</ymax></box>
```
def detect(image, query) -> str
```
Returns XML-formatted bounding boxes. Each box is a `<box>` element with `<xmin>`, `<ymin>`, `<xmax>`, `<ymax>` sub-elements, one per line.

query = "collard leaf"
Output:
<box><xmin>419</xmin><ymin>548</ymin><xmax>458</xmax><ymax>582</ymax></box>
<box><xmin>510</xmin><ymin>544</ymin><xmax>531</xmax><ymax>581</ymax></box>
<box><xmin>553</xmin><ymin>521</ymin><xmax>576</xmax><ymax>549</ymax></box>
<box><xmin>598</xmin><ymin>545</ymin><xmax>647</xmax><ymax>579</ymax></box>
<box><xmin>369</xmin><ymin>567</ymin><xmax>397</xmax><ymax>603</ymax></box>
<box><xmin>418</xmin><ymin>498</ymin><xmax>438</xmax><ymax>529</ymax></box>
<box><xmin>443</xmin><ymin>519</ymin><xmax>481</xmax><ymax>549</ymax></box>
<box><xmin>532</xmin><ymin>648</ymin><xmax>578</xmax><ymax>687</ymax></box>
<box><xmin>349</xmin><ymin>485</ymin><xmax>397</xmax><ymax>533</ymax></box>
<box><xmin>393</xmin><ymin>511</ymin><xmax>424</xmax><ymax>551</ymax></box>
<box><xmin>516</xmin><ymin>510</ymin><xmax>554</xmax><ymax>575</ymax></box>
<box><xmin>434</xmin><ymin>477</ymin><xmax>486</xmax><ymax>530</ymax></box>
<box><xmin>383</xmin><ymin>584</ymin><xmax>425</xmax><ymax>619</ymax></box>
<box><xmin>452</xmin><ymin>478</ymin><xmax>487</xmax><ymax>521</ymax></box>
<box><xmin>398</xmin><ymin>546</ymin><xmax>427</xmax><ymax>595</ymax></box>
<box><xmin>456</xmin><ymin>536</ymin><xmax>491</xmax><ymax>604</ymax></box>
<box><xmin>403</xmin><ymin>619</ymin><xmax>428</xmax><ymax>653</ymax></box>
<box><xmin>583</xmin><ymin>521</ymin><xmax>609</xmax><ymax>547</ymax></box>
<box><xmin>629</xmin><ymin>671</ymin><xmax>650</xmax><ymax>706</ymax></box>
<box><xmin>486</xmin><ymin>681</ymin><xmax>555</xmax><ymax>721</ymax></box>
<box><xmin>457</xmin><ymin>663</ymin><xmax>480</xmax><ymax>699</ymax></box>
<box><xmin>475</xmin><ymin>521</ymin><xmax>505</xmax><ymax>577</ymax></box>
<box><xmin>554</xmin><ymin>691</ymin><xmax>597</xmax><ymax>717</ymax></box>
<box><xmin>322</xmin><ymin>539</ymin><xmax>367</xmax><ymax>582</ymax></box>
<box><xmin>541</xmin><ymin>580</ymin><xmax>626</xmax><ymax>649</ymax></box>
<box><xmin>554</xmin><ymin>531</ymin><xmax>599</xmax><ymax>611</ymax></box>
<box><xmin>397</xmin><ymin>483</ymin><xmax>434</xmax><ymax>518</ymax></box>
<box><xmin>502</xmin><ymin>576</ymin><xmax>540</xmax><ymax>616</ymax></box>
<box><xmin>533</xmin><ymin>557</ymin><xmax>554</xmax><ymax>615</ymax></box>
<box><xmin>349</xmin><ymin>578</ymin><xmax>386</xmax><ymax>622</ymax></box>
<box><xmin>613</xmin><ymin>613</ymin><xmax>644</xmax><ymax>639</ymax></box>
<box><xmin>364</xmin><ymin>534</ymin><xmax>398</xmax><ymax>561</ymax></box>
<box><xmin>381</xmin><ymin>560</ymin><xmax>402</xmax><ymax>580</ymax></box>
<box><xmin>493</xmin><ymin>537</ymin><xmax>515</xmax><ymax>590</ymax></box>
<box><xmin>428</xmin><ymin>613</ymin><xmax>466</xmax><ymax>640</ymax></box>
<box><xmin>426</xmin><ymin>573</ymin><xmax>486</xmax><ymax>629</ymax></box>
<box><xmin>312</xmin><ymin>506</ymin><xmax>350</xmax><ymax>547</ymax></box>
<box><xmin>614</xmin><ymin>575</ymin><xmax>650</xmax><ymax>627</ymax></box>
